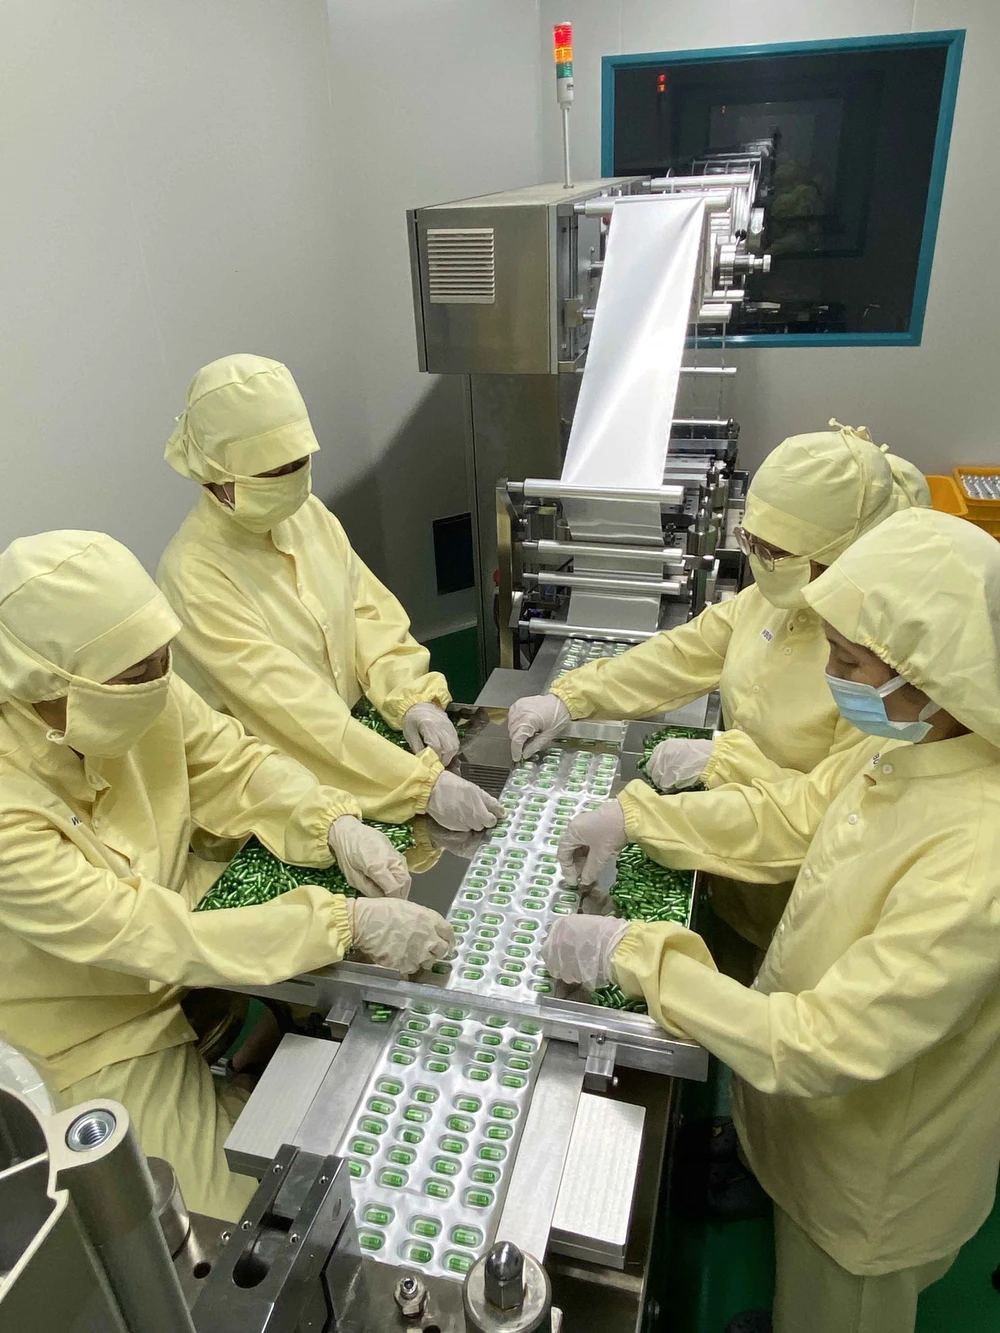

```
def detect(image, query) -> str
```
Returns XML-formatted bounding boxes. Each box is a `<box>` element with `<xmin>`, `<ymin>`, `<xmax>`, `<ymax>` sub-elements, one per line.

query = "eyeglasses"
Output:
<box><xmin>734</xmin><ymin>525</ymin><xmax>791</xmax><ymax>572</ymax></box>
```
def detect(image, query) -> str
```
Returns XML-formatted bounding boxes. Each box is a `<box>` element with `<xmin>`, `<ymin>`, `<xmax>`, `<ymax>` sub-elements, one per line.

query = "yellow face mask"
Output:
<box><xmin>749</xmin><ymin>552</ymin><xmax>813</xmax><ymax>610</ymax></box>
<box><xmin>230</xmin><ymin>461</ymin><xmax>312</xmax><ymax>534</ymax></box>
<box><xmin>48</xmin><ymin>671</ymin><xmax>172</xmax><ymax>759</ymax></box>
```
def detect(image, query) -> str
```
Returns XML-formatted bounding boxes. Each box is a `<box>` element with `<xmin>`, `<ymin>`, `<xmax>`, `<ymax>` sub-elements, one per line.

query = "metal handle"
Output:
<box><xmin>522</xmin><ymin>538</ymin><xmax>685</xmax><ymax>564</ymax></box>
<box><xmin>518</xmin><ymin>620</ymin><xmax>659</xmax><ymax>643</ymax></box>
<box><xmin>524</xmin><ymin>571</ymin><xmax>683</xmax><ymax>596</ymax></box>
<box><xmin>515</xmin><ymin>478</ymin><xmax>684</xmax><ymax>505</ymax></box>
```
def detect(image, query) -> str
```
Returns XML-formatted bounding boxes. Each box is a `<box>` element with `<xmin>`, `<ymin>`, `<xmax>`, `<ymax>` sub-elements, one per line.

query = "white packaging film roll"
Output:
<box><xmin>560</xmin><ymin>195</ymin><xmax>707</xmax><ymax>630</ymax></box>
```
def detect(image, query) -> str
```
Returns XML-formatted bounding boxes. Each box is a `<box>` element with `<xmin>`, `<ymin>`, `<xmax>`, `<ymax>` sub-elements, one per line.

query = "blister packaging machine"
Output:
<box><xmin>408</xmin><ymin>148</ymin><xmax>769</xmax><ymax>679</ymax></box>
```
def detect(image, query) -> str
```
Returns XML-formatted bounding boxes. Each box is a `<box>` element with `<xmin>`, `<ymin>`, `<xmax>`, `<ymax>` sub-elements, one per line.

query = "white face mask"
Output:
<box><xmin>228</xmin><ymin>461</ymin><xmax>312</xmax><ymax>534</ymax></box>
<box><xmin>749</xmin><ymin>552</ymin><xmax>813</xmax><ymax>609</ymax></box>
<box><xmin>48</xmin><ymin>671</ymin><xmax>172</xmax><ymax>758</ymax></box>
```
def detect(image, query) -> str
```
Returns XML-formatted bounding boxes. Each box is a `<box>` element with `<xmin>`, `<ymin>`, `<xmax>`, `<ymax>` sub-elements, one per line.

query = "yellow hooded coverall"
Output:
<box><xmin>157</xmin><ymin>354</ymin><xmax>452</xmax><ymax>825</ymax></box>
<box><xmin>0</xmin><ymin>532</ymin><xmax>365</xmax><ymax>1220</ymax></box>
<box><xmin>552</xmin><ymin>422</ymin><xmax>930</xmax><ymax>947</ymax></box>
<box><xmin>611</xmin><ymin>509</ymin><xmax>1000</xmax><ymax>1333</ymax></box>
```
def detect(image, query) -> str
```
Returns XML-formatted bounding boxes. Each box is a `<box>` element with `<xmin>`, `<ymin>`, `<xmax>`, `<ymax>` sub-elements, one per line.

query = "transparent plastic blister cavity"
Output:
<box><xmin>554</xmin><ymin>637</ymin><xmax>634</xmax><ymax>677</ymax></box>
<box><xmin>337</xmin><ymin>743</ymin><xmax>621</xmax><ymax>1281</ymax></box>
<box><xmin>337</xmin><ymin>1004</ymin><xmax>544</xmax><ymax>1281</ymax></box>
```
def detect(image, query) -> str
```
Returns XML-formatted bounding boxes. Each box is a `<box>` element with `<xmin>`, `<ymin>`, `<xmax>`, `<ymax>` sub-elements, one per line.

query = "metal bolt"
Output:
<box><xmin>290</xmin><ymin>1234</ymin><xmax>300</xmax><ymax>1245</ymax></box>
<box><xmin>484</xmin><ymin>1241</ymin><xmax>524</xmax><ymax>1311</ymax></box>
<box><xmin>241</xmin><ymin>1220</ymin><xmax>252</xmax><ymax>1231</ymax></box>
<box><xmin>393</xmin><ymin>1273</ymin><xmax>427</xmax><ymax>1318</ymax></box>
<box><xmin>273</xmin><ymin>1163</ymin><xmax>283</xmax><ymax>1173</ymax></box>
<box><xmin>219</xmin><ymin>1230</ymin><xmax>231</xmax><ymax>1245</ymax></box>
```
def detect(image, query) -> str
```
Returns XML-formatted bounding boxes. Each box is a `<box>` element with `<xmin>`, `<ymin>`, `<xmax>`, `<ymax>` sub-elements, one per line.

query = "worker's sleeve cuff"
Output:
<box><xmin>549</xmin><ymin>675</ymin><xmax>588</xmax><ymax>719</ymax></box>
<box><xmin>610</xmin><ymin>924</ymin><xmax>649</xmax><ymax>1000</ymax></box>
<box><xmin>411</xmin><ymin>751</ymin><xmax>445</xmax><ymax>815</ymax></box>
<box><xmin>313</xmin><ymin>793</ymin><xmax>363</xmax><ymax>860</ymax></box>
<box><xmin>379</xmin><ymin>675</ymin><xmax>453</xmax><ymax>729</ymax></box>
<box><xmin>332</xmin><ymin>895</ymin><xmax>354</xmax><ymax>956</ymax></box>
<box><xmin>699</xmin><ymin>735</ymin><xmax>731</xmax><ymax>789</ymax></box>
<box><xmin>616</xmin><ymin>783</ymin><xmax>649</xmax><ymax>843</ymax></box>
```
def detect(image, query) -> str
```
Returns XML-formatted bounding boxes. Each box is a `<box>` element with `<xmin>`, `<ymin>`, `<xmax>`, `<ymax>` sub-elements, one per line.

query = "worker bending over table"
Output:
<box><xmin>545</xmin><ymin>508</ymin><xmax>1000</xmax><ymax>1333</ymax></box>
<box><xmin>159</xmin><ymin>353</ymin><xmax>501</xmax><ymax>834</ymax></box>
<box><xmin>0</xmin><ymin>531</ymin><xmax>453</xmax><ymax>1221</ymax></box>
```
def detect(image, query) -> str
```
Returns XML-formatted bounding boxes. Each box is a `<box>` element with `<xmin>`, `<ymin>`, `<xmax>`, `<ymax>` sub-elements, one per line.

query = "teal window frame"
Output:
<box><xmin>602</xmin><ymin>30</ymin><xmax>965</xmax><ymax>348</ymax></box>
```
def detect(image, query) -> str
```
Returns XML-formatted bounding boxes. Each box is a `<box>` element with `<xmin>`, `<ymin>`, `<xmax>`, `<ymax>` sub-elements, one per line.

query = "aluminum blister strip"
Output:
<box><xmin>554</xmin><ymin>637</ymin><xmax>634</xmax><ymax>677</ymax></box>
<box><xmin>338</xmin><ymin>745</ymin><xmax>621</xmax><ymax>1281</ymax></box>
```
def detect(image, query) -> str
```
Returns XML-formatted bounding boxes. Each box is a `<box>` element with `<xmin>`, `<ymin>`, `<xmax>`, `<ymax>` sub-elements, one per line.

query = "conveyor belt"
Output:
<box><xmin>336</xmin><ymin>745</ymin><xmax>619</xmax><ymax>1282</ymax></box>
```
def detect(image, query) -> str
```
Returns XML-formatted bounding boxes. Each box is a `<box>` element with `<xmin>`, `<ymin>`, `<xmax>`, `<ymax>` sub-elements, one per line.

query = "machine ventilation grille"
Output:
<box><xmin>427</xmin><ymin>227</ymin><xmax>496</xmax><ymax>304</ymax></box>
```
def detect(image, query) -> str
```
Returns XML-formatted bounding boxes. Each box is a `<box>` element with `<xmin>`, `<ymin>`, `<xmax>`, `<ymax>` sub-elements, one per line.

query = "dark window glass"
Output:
<box><xmin>613</xmin><ymin>42</ymin><xmax>951</xmax><ymax>336</ymax></box>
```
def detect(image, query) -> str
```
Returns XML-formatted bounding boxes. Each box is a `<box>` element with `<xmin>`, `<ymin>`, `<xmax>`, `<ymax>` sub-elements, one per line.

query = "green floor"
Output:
<box><xmin>671</xmin><ymin>1060</ymin><xmax>1000</xmax><ymax>1333</ymax></box>
<box><xmin>422</xmin><ymin>627</ymin><xmax>1000</xmax><ymax>1332</ymax></box>
<box><xmin>425</xmin><ymin>624</ymin><xmax>482</xmax><ymax>705</ymax></box>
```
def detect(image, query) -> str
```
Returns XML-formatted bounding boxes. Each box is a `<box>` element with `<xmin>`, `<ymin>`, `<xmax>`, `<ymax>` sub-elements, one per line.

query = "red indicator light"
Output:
<box><xmin>553</xmin><ymin>22</ymin><xmax>573</xmax><ymax>63</ymax></box>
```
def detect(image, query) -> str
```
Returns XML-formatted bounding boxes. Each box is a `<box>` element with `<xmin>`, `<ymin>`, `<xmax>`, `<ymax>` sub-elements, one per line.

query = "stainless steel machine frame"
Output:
<box><xmin>409</xmin><ymin>158</ymin><xmax>768</xmax><ymax>679</ymax></box>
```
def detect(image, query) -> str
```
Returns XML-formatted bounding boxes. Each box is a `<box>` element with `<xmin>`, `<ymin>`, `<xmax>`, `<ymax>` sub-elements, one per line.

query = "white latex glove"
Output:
<box><xmin>557</xmin><ymin>800</ymin><xmax>628</xmax><ymax>887</ymax></box>
<box><xmin>402</xmin><ymin>702</ymin><xmax>461</xmax><ymax>766</ymax></box>
<box><xmin>508</xmin><ymin>694</ymin><xmax>572</xmax><ymax>761</ymax></box>
<box><xmin>426</xmin><ymin>771</ymin><xmax>503</xmax><ymax>832</ymax></box>
<box><xmin>327</xmin><ymin>816</ymin><xmax>411</xmax><ymax>898</ymax></box>
<box><xmin>348</xmin><ymin>898</ymin><xmax>455</xmax><ymax>976</ymax></box>
<box><xmin>427</xmin><ymin>822</ymin><xmax>484</xmax><ymax>859</ymax></box>
<box><xmin>542</xmin><ymin>916</ymin><xmax>631</xmax><ymax>990</ymax></box>
<box><xmin>646</xmin><ymin>737</ymin><xmax>714</xmax><ymax>792</ymax></box>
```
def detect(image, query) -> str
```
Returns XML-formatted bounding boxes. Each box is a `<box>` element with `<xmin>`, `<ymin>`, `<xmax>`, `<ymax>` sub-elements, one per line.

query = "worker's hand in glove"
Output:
<box><xmin>327</xmin><ymin>816</ymin><xmax>411</xmax><ymax>899</ymax></box>
<box><xmin>426</xmin><ymin>771</ymin><xmax>503</xmax><ymax>832</ymax></box>
<box><xmin>646</xmin><ymin>737</ymin><xmax>714</xmax><ymax>792</ymax></box>
<box><xmin>542</xmin><ymin>916</ymin><xmax>631</xmax><ymax>991</ymax></box>
<box><xmin>348</xmin><ymin>898</ymin><xmax>454</xmax><ymax>976</ymax></box>
<box><xmin>557</xmin><ymin>800</ymin><xmax>627</xmax><ymax>887</ymax></box>
<box><xmin>402</xmin><ymin>702</ymin><xmax>461</xmax><ymax>766</ymax></box>
<box><xmin>427</xmin><ymin>821</ymin><xmax>484</xmax><ymax>860</ymax></box>
<box><xmin>508</xmin><ymin>694</ymin><xmax>572</xmax><ymax>761</ymax></box>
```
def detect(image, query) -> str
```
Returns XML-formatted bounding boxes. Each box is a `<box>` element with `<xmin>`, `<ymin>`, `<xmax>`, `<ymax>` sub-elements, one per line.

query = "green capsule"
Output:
<box><xmin>512</xmin><ymin>932</ymin><xmax>533</xmax><ymax>946</ymax></box>
<box><xmin>359</xmin><ymin>1117</ymin><xmax>387</xmax><ymax>1136</ymax></box>
<box><xmin>364</xmin><ymin>1205</ymin><xmax>393</xmax><ymax>1227</ymax></box>
<box><xmin>406</xmin><ymin>1017</ymin><xmax>429</xmax><ymax>1032</ymax></box>
<box><xmin>396</xmin><ymin>1034</ymin><xmax>420</xmax><ymax>1049</ymax></box>
<box><xmin>379</xmin><ymin>1169</ymin><xmax>406</xmax><ymax>1188</ymax></box>
<box><xmin>498</xmin><ymin>976</ymin><xmax>519</xmax><ymax>988</ymax></box>
<box><xmin>510</xmin><ymin>1038</ymin><xmax>536</xmax><ymax>1054</ymax></box>
<box><xmin>464</xmin><ymin>1188</ymin><xmax>494</xmax><ymax>1208</ymax></box>
<box><xmin>502</xmin><ymin>1074</ymin><xmax>526</xmax><ymax>1089</ymax></box>
<box><xmin>447</xmin><ymin>1115</ymin><xmax>475</xmax><ymax>1134</ymax></box>
<box><xmin>431</xmin><ymin>1041</ymin><xmax>455</xmax><ymax>1057</ymax></box>
<box><xmin>440</xmin><ymin>1136</ymin><xmax>468</xmax><ymax>1155</ymax></box>
<box><xmin>359</xmin><ymin>1230</ymin><xmax>384</xmax><ymax>1251</ymax></box>
<box><xmin>431</xmin><ymin>962</ymin><xmax>452</xmax><ymax>975</ymax></box>
<box><xmin>424</xmin><ymin>1179</ymin><xmax>453</xmax><ymax>1200</ymax></box>
<box><xmin>414</xmin><ymin>1087</ymin><xmax>438</xmax><ymax>1104</ymax></box>
<box><xmin>377</xmin><ymin>1078</ymin><xmax>403</xmax><ymax>1097</ymax></box>
<box><xmin>473</xmin><ymin>1050</ymin><xmax>495</xmax><ymax>1064</ymax></box>
<box><xmin>425</xmin><ymin>1058</ymin><xmax>449</xmax><ymax>1074</ymax></box>
<box><xmin>506</xmin><ymin>946</ymin><xmax>528</xmax><ymax>959</ymax></box>
<box><xmin>411</xmin><ymin>1216</ymin><xmax>441</xmax><ymax>1239</ymax></box>
<box><xmin>479</xmin><ymin>1143</ymin><xmax>506</xmax><ymax>1162</ymax></box>
<box><xmin>455</xmin><ymin>1095</ymin><xmax>481</xmax><ymax>1113</ymax></box>
<box><xmin>468</xmin><ymin>1067</ymin><xmax>490</xmax><ymax>1082</ymax></box>
<box><xmin>530</xmin><ymin>981</ymin><xmax>553</xmax><ymax>994</ymax></box>
<box><xmin>451</xmin><ymin>1225</ymin><xmax>483</xmax><ymax>1248</ymax></box>
<box><xmin>502</xmin><ymin>961</ymin><xmax>525</xmax><ymax>975</ymax></box>
<box><xmin>348</xmin><ymin>1159</ymin><xmax>368</xmax><ymax>1178</ymax></box>
<box><xmin>404</xmin><ymin>1106</ymin><xmax>430</xmax><ymax>1123</ymax></box>
<box><xmin>507</xmin><ymin>1057</ymin><xmax>531</xmax><ymax>1072</ymax></box>
<box><xmin>447</xmin><ymin>1250</ymin><xmax>474</xmax><ymax>1275</ymax></box>
<box><xmin>404</xmin><ymin>1242</ymin><xmax>433</xmax><ymax>1264</ymax></box>
<box><xmin>487</xmin><ymin>1123</ymin><xmax>513</xmax><ymax>1140</ymax></box>
<box><xmin>400</xmin><ymin>1126</ymin><xmax>424</xmax><ymax>1145</ymax></box>
<box><xmin>461</xmin><ymin>967</ymin><xmax>483</xmax><ymax>982</ymax></box>
<box><xmin>446</xmin><ymin>1007</ymin><xmax>467</xmax><ymax>1021</ymax></box>
<box><xmin>351</xmin><ymin>1137</ymin><xmax>378</xmax><ymax>1156</ymax></box>
<box><xmin>481</xmin><ymin>913</ymin><xmax>503</xmax><ymax>926</ymax></box>
<box><xmin>472</xmin><ymin>1166</ymin><xmax>500</xmax><ymax>1185</ymax></box>
<box><xmin>389</xmin><ymin>1147</ymin><xmax>415</xmax><ymax>1166</ymax></box>
<box><xmin>439</xmin><ymin>1024</ymin><xmax>460</xmax><ymax>1039</ymax></box>
<box><xmin>485</xmin><ymin>1015</ymin><xmax>506</xmax><ymax>1028</ymax></box>
<box><xmin>432</xmin><ymin>1157</ymin><xmax>460</xmax><ymax>1177</ymax></box>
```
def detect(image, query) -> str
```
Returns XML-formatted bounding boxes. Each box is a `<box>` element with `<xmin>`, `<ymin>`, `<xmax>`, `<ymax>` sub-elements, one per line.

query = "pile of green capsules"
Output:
<box><xmin>195</xmin><ymin>824</ymin><xmax>415</xmax><ymax>912</ymax></box>
<box><xmin>590</xmin><ymin>844</ymin><xmax>694</xmax><ymax>1012</ymax></box>
<box><xmin>636</xmin><ymin>724</ymin><xmax>710</xmax><ymax>788</ymax></box>
<box><xmin>351</xmin><ymin>697</ymin><xmax>411</xmax><ymax>750</ymax></box>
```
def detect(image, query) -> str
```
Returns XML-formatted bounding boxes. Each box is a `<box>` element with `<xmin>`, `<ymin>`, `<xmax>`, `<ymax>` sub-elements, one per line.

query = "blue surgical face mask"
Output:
<box><xmin>824</xmin><ymin>672</ymin><xmax>940</xmax><ymax>743</ymax></box>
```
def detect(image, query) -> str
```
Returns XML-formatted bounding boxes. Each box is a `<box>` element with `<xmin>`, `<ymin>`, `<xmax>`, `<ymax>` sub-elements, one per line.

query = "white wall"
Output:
<box><xmin>538</xmin><ymin>0</ymin><xmax>1000</xmax><ymax>477</ymax></box>
<box><xmin>0</xmin><ymin>0</ymin><xmax>377</xmax><ymax>570</ymax></box>
<box><xmin>324</xmin><ymin>0</ymin><xmax>545</xmax><ymax>638</ymax></box>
